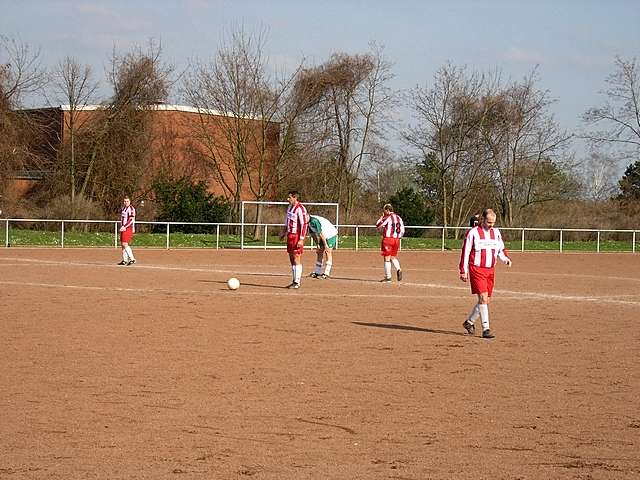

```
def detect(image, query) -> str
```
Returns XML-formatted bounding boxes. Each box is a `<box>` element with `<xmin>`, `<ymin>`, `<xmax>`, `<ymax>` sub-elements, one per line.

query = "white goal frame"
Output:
<box><xmin>240</xmin><ymin>201</ymin><xmax>340</xmax><ymax>249</ymax></box>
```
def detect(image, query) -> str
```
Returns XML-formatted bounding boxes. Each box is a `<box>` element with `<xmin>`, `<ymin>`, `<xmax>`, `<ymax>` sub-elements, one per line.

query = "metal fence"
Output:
<box><xmin>1</xmin><ymin>218</ymin><xmax>639</xmax><ymax>253</ymax></box>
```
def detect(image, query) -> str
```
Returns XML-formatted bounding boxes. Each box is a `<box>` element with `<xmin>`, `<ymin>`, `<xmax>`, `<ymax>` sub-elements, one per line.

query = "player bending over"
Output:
<box><xmin>308</xmin><ymin>214</ymin><xmax>338</xmax><ymax>279</ymax></box>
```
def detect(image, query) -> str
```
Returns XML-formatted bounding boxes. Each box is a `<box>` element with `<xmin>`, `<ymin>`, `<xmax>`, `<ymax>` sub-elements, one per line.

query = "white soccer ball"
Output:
<box><xmin>227</xmin><ymin>277</ymin><xmax>240</xmax><ymax>290</ymax></box>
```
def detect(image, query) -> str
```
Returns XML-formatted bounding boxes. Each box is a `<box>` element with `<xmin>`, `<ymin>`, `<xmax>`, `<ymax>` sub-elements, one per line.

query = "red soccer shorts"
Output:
<box><xmin>287</xmin><ymin>233</ymin><xmax>304</xmax><ymax>255</ymax></box>
<box><xmin>380</xmin><ymin>237</ymin><xmax>400</xmax><ymax>256</ymax></box>
<box><xmin>469</xmin><ymin>265</ymin><xmax>495</xmax><ymax>296</ymax></box>
<box><xmin>120</xmin><ymin>228</ymin><xmax>134</xmax><ymax>244</ymax></box>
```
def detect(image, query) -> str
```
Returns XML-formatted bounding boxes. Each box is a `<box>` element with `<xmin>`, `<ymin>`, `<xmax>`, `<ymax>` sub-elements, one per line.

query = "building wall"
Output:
<box><xmin>14</xmin><ymin>105</ymin><xmax>280</xmax><ymax>203</ymax></box>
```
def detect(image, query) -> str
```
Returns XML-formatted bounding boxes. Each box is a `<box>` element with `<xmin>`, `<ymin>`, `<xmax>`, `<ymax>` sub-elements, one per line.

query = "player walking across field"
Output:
<box><xmin>308</xmin><ymin>214</ymin><xmax>338</xmax><ymax>279</ymax></box>
<box><xmin>459</xmin><ymin>208</ymin><xmax>512</xmax><ymax>338</ymax></box>
<box><xmin>279</xmin><ymin>191</ymin><xmax>309</xmax><ymax>289</ymax></box>
<box><xmin>118</xmin><ymin>196</ymin><xmax>136</xmax><ymax>266</ymax></box>
<box><xmin>376</xmin><ymin>203</ymin><xmax>405</xmax><ymax>283</ymax></box>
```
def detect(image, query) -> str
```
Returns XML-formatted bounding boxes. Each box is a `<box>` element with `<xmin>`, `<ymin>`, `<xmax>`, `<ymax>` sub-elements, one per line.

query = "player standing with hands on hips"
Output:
<box><xmin>118</xmin><ymin>196</ymin><xmax>136</xmax><ymax>266</ymax></box>
<box><xmin>280</xmin><ymin>191</ymin><xmax>309</xmax><ymax>289</ymax></box>
<box><xmin>459</xmin><ymin>208</ymin><xmax>512</xmax><ymax>338</ymax></box>
<box><xmin>376</xmin><ymin>203</ymin><xmax>404</xmax><ymax>283</ymax></box>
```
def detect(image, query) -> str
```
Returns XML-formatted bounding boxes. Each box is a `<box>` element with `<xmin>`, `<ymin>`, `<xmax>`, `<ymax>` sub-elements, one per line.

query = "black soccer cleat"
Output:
<box><xmin>397</xmin><ymin>269</ymin><xmax>402</xmax><ymax>281</ymax></box>
<box><xmin>462</xmin><ymin>320</ymin><xmax>475</xmax><ymax>335</ymax></box>
<box><xmin>118</xmin><ymin>260</ymin><xmax>127</xmax><ymax>265</ymax></box>
<box><xmin>482</xmin><ymin>329</ymin><xmax>495</xmax><ymax>339</ymax></box>
<box><xmin>320</xmin><ymin>273</ymin><xmax>330</xmax><ymax>279</ymax></box>
<box><xmin>310</xmin><ymin>272</ymin><xmax>319</xmax><ymax>278</ymax></box>
<box><xmin>380</xmin><ymin>277</ymin><xmax>392</xmax><ymax>283</ymax></box>
<box><xmin>126</xmin><ymin>259</ymin><xmax>136</xmax><ymax>266</ymax></box>
<box><xmin>287</xmin><ymin>282</ymin><xmax>300</xmax><ymax>289</ymax></box>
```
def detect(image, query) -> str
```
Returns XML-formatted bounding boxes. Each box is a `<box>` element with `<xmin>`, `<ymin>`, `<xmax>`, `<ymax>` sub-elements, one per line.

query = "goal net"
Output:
<box><xmin>240</xmin><ymin>201</ymin><xmax>340</xmax><ymax>249</ymax></box>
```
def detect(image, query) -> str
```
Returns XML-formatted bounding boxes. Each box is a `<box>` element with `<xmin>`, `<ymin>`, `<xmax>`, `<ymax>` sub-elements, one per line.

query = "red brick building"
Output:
<box><xmin>10</xmin><ymin>104</ymin><xmax>280</xmax><ymax>202</ymax></box>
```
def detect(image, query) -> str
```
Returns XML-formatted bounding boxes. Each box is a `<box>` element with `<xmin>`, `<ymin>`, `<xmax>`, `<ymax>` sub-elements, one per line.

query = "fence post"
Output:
<box><xmin>521</xmin><ymin>228</ymin><xmax>525</xmax><ymax>252</ymax></box>
<box><xmin>597</xmin><ymin>230</ymin><xmax>600</xmax><ymax>253</ymax></box>
<box><xmin>216</xmin><ymin>224</ymin><xmax>220</xmax><ymax>250</ymax></box>
<box><xmin>633</xmin><ymin>231</ymin><xmax>636</xmax><ymax>254</ymax></box>
<box><xmin>114</xmin><ymin>222</ymin><xmax>118</xmax><ymax>248</ymax></box>
<box><xmin>441</xmin><ymin>227</ymin><xmax>445</xmax><ymax>251</ymax></box>
<box><xmin>559</xmin><ymin>229</ymin><xmax>563</xmax><ymax>253</ymax></box>
<box><xmin>5</xmin><ymin>219</ymin><xmax>9</xmax><ymax>247</ymax></box>
<box><xmin>264</xmin><ymin>224</ymin><xmax>268</xmax><ymax>250</ymax></box>
<box><xmin>355</xmin><ymin>226</ymin><xmax>359</xmax><ymax>251</ymax></box>
<box><xmin>166</xmin><ymin>223</ymin><xmax>170</xmax><ymax>249</ymax></box>
<box><xmin>61</xmin><ymin>221</ymin><xmax>65</xmax><ymax>248</ymax></box>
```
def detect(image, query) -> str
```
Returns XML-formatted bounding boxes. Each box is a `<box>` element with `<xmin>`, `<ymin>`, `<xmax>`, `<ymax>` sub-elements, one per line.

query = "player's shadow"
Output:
<box><xmin>308</xmin><ymin>275</ymin><xmax>385</xmax><ymax>284</ymax></box>
<box><xmin>199</xmin><ymin>279</ymin><xmax>284</xmax><ymax>290</ymax></box>
<box><xmin>352</xmin><ymin>321</ymin><xmax>467</xmax><ymax>337</ymax></box>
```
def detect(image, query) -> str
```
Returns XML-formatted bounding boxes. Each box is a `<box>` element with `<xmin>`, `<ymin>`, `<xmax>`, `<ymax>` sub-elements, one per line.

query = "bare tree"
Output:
<box><xmin>77</xmin><ymin>40</ymin><xmax>174</xmax><ymax>211</ymax></box>
<box><xmin>582</xmin><ymin>56</ymin><xmax>640</xmax><ymax>161</ymax></box>
<box><xmin>0</xmin><ymin>36</ymin><xmax>47</xmax><ymax>197</ymax></box>
<box><xmin>484</xmin><ymin>72</ymin><xmax>573</xmax><ymax>225</ymax></box>
<box><xmin>580</xmin><ymin>150</ymin><xmax>619</xmax><ymax>201</ymax></box>
<box><xmin>184</xmin><ymin>28</ymin><xmax>307</xmax><ymax>226</ymax></box>
<box><xmin>50</xmin><ymin>57</ymin><xmax>99</xmax><ymax>205</ymax></box>
<box><xmin>404</xmin><ymin>64</ymin><xmax>493</xmax><ymax>230</ymax></box>
<box><xmin>293</xmin><ymin>44</ymin><xmax>395</xmax><ymax>220</ymax></box>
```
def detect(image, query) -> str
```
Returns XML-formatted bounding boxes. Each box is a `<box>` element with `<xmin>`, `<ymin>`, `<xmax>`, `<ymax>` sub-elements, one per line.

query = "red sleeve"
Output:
<box><xmin>298</xmin><ymin>206</ymin><xmax>309</xmax><ymax>239</ymax></box>
<box><xmin>459</xmin><ymin>229</ymin><xmax>472</xmax><ymax>275</ymax></box>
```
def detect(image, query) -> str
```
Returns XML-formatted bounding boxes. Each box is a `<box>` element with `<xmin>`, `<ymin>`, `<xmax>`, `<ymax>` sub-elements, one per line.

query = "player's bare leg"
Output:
<box><xmin>123</xmin><ymin>242</ymin><xmax>135</xmax><ymax>265</ymax></box>
<box><xmin>119</xmin><ymin>242</ymin><xmax>130</xmax><ymax>265</ymax></box>
<box><xmin>391</xmin><ymin>256</ymin><xmax>402</xmax><ymax>281</ymax></box>
<box><xmin>311</xmin><ymin>247</ymin><xmax>324</xmax><ymax>278</ymax></box>
<box><xmin>381</xmin><ymin>255</ymin><xmax>392</xmax><ymax>282</ymax></box>
<box><xmin>322</xmin><ymin>248</ymin><xmax>333</xmax><ymax>278</ymax></box>
<box><xmin>477</xmin><ymin>292</ymin><xmax>494</xmax><ymax>338</ymax></box>
<box><xmin>288</xmin><ymin>252</ymin><xmax>302</xmax><ymax>288</ymax></box>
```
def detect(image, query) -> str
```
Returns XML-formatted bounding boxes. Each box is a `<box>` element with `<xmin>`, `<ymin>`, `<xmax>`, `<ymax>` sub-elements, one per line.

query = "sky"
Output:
<box><xmin>2</xmin><ymin>0</ymin><xmax>639</xmax><ymax>164</ymax></box>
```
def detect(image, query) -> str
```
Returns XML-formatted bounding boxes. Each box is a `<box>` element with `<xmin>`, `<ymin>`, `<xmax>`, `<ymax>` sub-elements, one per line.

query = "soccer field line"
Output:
<box><xmin>2</xmin><ymin>257</ymin><xmax>640</xmax><ymax>305</ymax></box>
<box><xmin>1</xmin><ymin>278</ymin><xmax>639</xmax><ymax>306</ymax></box>
<box><xmin>0</xmin><ymin>280</ymin><xmax>460</xmax><ymax>300</ymax></box>
<box><xmin>2</xmin><ymin>255</ymin><xmax>640</xmax><ymax>284</ymax></box>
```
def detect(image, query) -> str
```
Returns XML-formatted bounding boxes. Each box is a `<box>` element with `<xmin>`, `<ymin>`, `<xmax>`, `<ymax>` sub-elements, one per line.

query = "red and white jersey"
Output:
<box><xmin>121</xmin><ymin>205</ymin><xmax>136</xmax><ymax>232</ymax></box>
<box><xmin>286</xmin><ymin>202</ymin><xmax>308</xmax><ymax>238</ymax></box>
<box><xmin>376</xmin><ymin>213</ymin><xmax>405</xmax><ymax>238</ymax></box>
<box><xmin>459</xmin><ymin>226</ymin><xmax>510</xmax><ymax>275</ymax></box>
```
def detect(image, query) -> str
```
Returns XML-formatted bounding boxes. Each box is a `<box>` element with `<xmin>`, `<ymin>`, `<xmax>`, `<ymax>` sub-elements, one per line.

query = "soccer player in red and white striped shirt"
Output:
<box><xmin>279</xmin><ymin>191</ymin><xmax>309</xmax><ymax>289</ymax></box>
<box><xmin>375</xmin><ymin>204</ymin><xmax>405</xmax><ymax>283</ymax></box>
<box><xmin>459</xmin><ymin>208</ymin><xmax>512</xmax><ymax>338</ymax></box>
<box><xmin>118</xmin><ymin>196</ymin><xmax>136</xmax><ymax>266</ymax></box>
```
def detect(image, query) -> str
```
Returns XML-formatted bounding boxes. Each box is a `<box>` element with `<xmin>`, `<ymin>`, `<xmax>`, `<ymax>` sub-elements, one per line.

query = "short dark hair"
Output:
<box><xmin>288</xmin><ymin>190</ymin><xmax>299</xmax><ymax>198</ymax></box>
<box><xmin>469</xmin><ymin>215</ymin><xmax>479</xmax><ymax>228</ymax></box>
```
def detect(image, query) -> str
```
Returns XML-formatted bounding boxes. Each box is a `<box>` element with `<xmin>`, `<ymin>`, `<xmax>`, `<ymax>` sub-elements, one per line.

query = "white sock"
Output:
<box><xmin>122</xmin><ymin>250</ymin><xmax>129</xmax><ymax>262</ymax></box>
<box><xmin>323</xmin><ymin>262</ymin><xmax>332</xmax><ymax>276</ymax></box>
<box><xmin>384</xmin><ymin>261</ymin><xmax>391</xmax><ymax>279</ymax></box>
<box><xmin>391</xmin><ymin>258</ymin><xmax>401</xmax><ymax>271</ymax></box>
<box><xmin>125</xmin><ymin>246</ymin><xmax>134</xmax><ymax>260</ymax></box>
<box><xmin>313</xmin><ymin>261</ymin><xmax>322</xmax><ymax>275</ymax></box>
<box><xmin>294</xmin><ymin>264</ymin><xmax>302</xmax><ymax>283</ymax></box>
<box><xmin>479</xmin><ymin>304</ymin><xmax>490</xmax><ymax>331</ymax></box>
<box><xmin>466</xmin><ymin>304</ymin><xmax>480</xmax><ymax>324</ymax></box>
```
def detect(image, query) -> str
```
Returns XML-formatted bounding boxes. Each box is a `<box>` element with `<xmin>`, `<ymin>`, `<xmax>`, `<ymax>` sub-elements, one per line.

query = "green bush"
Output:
<box><xmin>386</xmin><ymin>187</ymin><xmax>435</xmax><ymax>237</ymax></box>
<box><xmin>152</xmin><ymin>177</ymin><xmax>231</xmax><ymax>233</ymax></box>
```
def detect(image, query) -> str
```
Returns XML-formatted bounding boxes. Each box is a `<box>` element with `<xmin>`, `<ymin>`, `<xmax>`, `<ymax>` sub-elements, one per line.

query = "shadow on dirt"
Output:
<box><xmin>352</xmin><ymin>321</ymin><xmax>470</xmax><ymax>338</ymax></box>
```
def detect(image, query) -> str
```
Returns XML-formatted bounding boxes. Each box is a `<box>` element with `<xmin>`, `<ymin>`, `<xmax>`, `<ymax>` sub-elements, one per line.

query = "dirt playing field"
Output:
<box><xmin>1</xmin><ymin>248</ymin><xmax>639</xmax><ymax>479</ymax></box>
